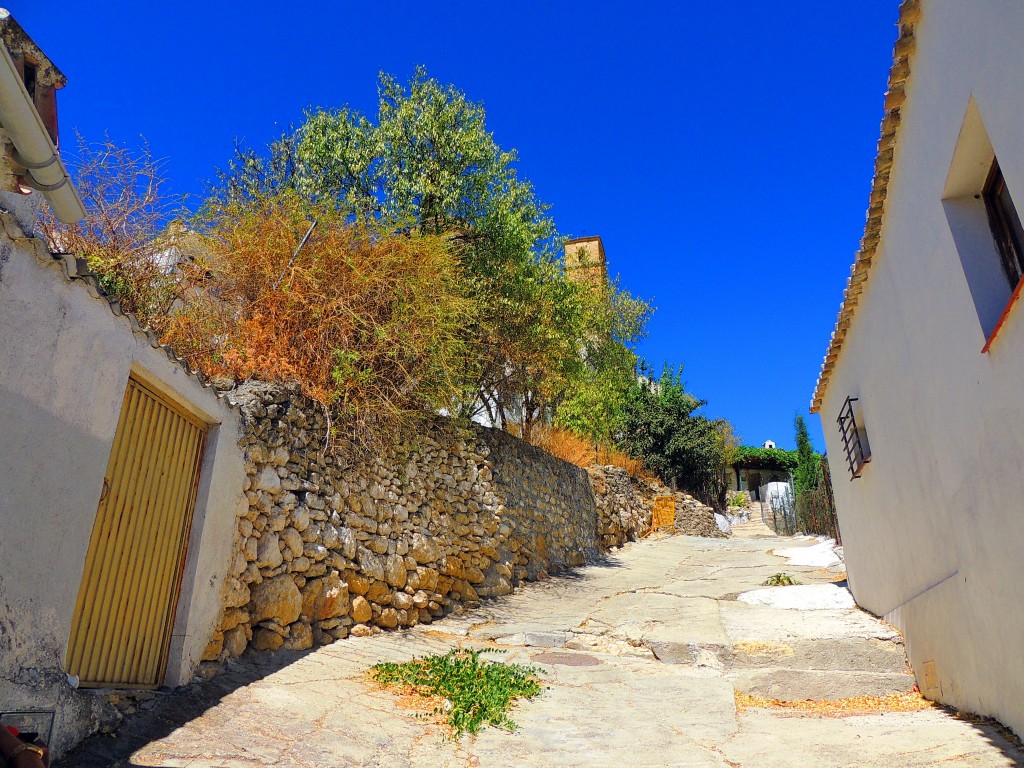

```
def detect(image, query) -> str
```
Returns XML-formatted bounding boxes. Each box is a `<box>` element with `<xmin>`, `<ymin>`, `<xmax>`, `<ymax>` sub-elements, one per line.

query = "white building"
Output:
<box><xmin>812</xmin><ymin>0</ymin><xmax>1024</xmax><ymax>736</ymax></box>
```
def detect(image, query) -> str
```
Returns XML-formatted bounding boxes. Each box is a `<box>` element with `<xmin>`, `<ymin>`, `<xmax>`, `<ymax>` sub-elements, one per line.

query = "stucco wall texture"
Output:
<box><xmin>818</xmin><ymin>0</ymin><xmax>1024</xmax><ymax>738</ymax></box>
<box><xmin>0</xmin><ymin>218</ymin><xmax>247</xmax><ymax>754</ymax></box>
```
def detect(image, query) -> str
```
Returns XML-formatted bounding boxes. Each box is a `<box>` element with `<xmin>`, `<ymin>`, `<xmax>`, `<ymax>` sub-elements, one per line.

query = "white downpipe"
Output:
<box><xmin>0</xmin><ymin>28</ymin><xmax>84</xmax><ymax>224</ymax></box>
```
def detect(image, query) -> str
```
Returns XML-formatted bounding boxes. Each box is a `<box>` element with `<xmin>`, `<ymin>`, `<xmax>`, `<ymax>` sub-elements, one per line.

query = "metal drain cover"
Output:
<box><xmin>531</xmin><ymin>651</ymin><xmax>601</xmax><ymax>666</ymax></box>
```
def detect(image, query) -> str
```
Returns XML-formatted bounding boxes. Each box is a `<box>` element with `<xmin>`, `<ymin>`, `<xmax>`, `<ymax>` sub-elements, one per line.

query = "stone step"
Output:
<box><xmin>730</xmin><ymin>667</ymin><xmax>916</xmax><ymax>701</ymax></box>
<box><xmin>730</xmin><ymin>637</ymin><xmax>908</xmax><ymax>674</ymax></box>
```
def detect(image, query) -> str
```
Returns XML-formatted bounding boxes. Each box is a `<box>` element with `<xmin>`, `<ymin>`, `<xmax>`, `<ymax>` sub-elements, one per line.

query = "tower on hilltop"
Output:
<box><xmin>564</xmin><ymin>235</ymin><xmax>609</xmax><ymax>287</ymax></box>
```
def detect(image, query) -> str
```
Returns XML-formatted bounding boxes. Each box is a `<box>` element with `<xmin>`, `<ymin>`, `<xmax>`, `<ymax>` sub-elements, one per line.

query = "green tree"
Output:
<box><xmin>618</xmin><ymin>365</ymin><xmax>732</xmax><ymax>503</ymax></box>
<box><xmin>211</xmin><ymin>69</ymin><xmax>651</xmax><ymax>442</ymax></box>
<box><xmin>555</xmin><ymin>277</ymin><xmax>653</xmax><ymax>448</ymax></box>
<box><xmin>212</xmin><ymin>67</ymin><xmax>650</xmax><ymax>440</ymax></box>
<box><xmin>793</xmin><ymin>413</ymin><xmax>821</xmax><ymax>496</ymax></box>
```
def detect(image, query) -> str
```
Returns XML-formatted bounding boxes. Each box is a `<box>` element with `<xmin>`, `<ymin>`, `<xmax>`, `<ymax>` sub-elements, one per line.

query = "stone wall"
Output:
<box><xmin>588</xmin><ymin>465</ymin><xmax>726</xmax><ymax>546</ymax></box>
<box><xmin>206</xmin><ymin>383</ymin><xmax>610</xmax><ymax>659</ymax></box>
<box><xmin>587</xmin><ymin>466</ymin><xmax>652</xmax><ymax>548</ymax></box>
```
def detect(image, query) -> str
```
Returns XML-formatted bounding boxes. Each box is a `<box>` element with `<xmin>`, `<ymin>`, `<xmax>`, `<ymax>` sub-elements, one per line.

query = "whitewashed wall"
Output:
<box><xmin>0</xmin><ymin>211</ymin><xmax>247</xmax><ymax>753</ymax></box>
<box><xmin>818</xmin><ymin>0</ymin><xmax>1024</xmax><ymax>736</ymax></box>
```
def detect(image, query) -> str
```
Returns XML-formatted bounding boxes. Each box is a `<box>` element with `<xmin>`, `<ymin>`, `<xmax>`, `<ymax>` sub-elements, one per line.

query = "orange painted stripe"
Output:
<box><xmin>982</xmin><ymin>277</ymin><xmax>1024</xmax><ymax>353</ymax></box>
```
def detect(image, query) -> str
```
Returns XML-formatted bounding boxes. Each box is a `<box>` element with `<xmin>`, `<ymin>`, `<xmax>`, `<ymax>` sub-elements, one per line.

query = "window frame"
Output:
<box><xmin>837</xmin><ymin>396</ymin><xmax>870</xmax><ymax>480</ymax></box>
<box><xmin>982</xmin><ymin>159</ymin><xmax>1024</xmax><ymax>291</ymax></box>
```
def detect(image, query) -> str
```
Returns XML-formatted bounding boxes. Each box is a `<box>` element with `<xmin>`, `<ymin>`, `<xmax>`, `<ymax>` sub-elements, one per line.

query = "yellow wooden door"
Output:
<box><xmin>66</xmin><ymin>376</ymin><xmax>207</xmax><ymax>688</ymax></box>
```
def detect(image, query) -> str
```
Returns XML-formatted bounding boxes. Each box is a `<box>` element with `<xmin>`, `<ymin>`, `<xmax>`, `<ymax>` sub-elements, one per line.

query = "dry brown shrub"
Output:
<box><xmin>39</xmin><ymin>134</ymin><xmax>182</xmax><ymax>331</ymax></box>
<box><xmin>162</xmin><ymin>194</ymin><xmax>477</xmax><ymax>446</ymax></box>
<box><xmin>529</xmin><ymin>424</ymin><xmax>653</xmax><ymax>479</ymax></box>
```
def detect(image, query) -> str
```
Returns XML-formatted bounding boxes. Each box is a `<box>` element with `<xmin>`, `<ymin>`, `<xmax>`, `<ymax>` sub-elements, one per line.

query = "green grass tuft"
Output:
<box><xmin>762</xmin><ymin>572</ymin><xmax>802</xmax><ymax>586</ymax></box>
<box><xmin>370</xmin><ymin>648</ymin><xmax>543</xmax><ymax>738</ymax></box>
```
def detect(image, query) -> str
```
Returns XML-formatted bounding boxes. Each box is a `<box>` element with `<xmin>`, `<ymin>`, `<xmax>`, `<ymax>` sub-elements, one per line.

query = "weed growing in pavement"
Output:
<box><xmin>762</xmin><ymin>572</ymin><xmax>802</xmax><ymax>586</ymax></box>
<box><xmin>370</xmin><ymin>648</ymin><xmax>543</xmax><ymax>738</ymax></box>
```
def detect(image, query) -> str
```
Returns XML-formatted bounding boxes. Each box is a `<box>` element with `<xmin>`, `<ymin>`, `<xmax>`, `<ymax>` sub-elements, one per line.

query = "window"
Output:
<box><xmin>983</xmin><ymin>159</ymin><xmax>1024</xmax><ymax>290</ymax></box>
<box><xmin>837</xmin><ymin>396</ymin><xmax>870</xmax><ymax>479</ymax></box>
<box><xmin>942</xmin><ymin>100</ymin><xmax>1023</xmax><ymax>342</ymax></box>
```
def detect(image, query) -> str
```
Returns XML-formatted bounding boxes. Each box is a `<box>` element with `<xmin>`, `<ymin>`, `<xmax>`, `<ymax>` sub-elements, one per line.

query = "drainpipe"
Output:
<box><xmin>0</xmin><ymin>16</ymin><xmax>84</xmax><ymax>224</ymax></box>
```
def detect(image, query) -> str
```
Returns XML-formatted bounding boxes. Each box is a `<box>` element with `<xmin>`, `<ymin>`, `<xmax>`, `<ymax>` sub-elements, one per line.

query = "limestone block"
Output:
<box><xmin>249</xmin><ymin>575</ymin><xmax>302</xmax><ymax>625</ymax></box>
<box><xmin>300</xmin><ymin>572</ymin><xmax>350</xmax><ymax>621</ymax></box>
<box><xmin>410</xmin><ymin>533</ymin><xmax>442</xmax><ymax>564</ymax></box>
<box><xmin>350</xmin><ymin>595</ymin><xmax>372</xmax><ymax>623</ymax></box>
<box><xmin>384</xmin><ymin>553</ymin><xmax>408</xmax><ymax>588</ymax></box>
<box><xmin>357</xmin><ymin>548</ymin><xmax>385</xmax><ymax>581</ymax></box>
<box><xmin>280</xmin><ymin>527</ymin><xmax>304</xmax><ymax>559</ymax></box>
<box><xmin>345</xmin><ymin>571</ymin><xmax>370</xmax><ymax>595</ymax></box>
<box><xmin>366</xmin><ymin>580</ymin><xmax>391</xmax><ymax>604</ymax></box>
<box><xmin>312</xmin><ymin>627</ymin><xmax>335</xmax><ymax>646</ymax></box>
<box><xmin>406</xmin><ymin>569</ymin><xmax>421</xmax><ymax>590</ymax></box>
<box><xmin>301</xmin><ymin>521</ymin><xmax>322</xmax><ymax>543</ymax></box>
<box><xmin>219</xmin><ymin>608</ymin><xmax>250</xmax><ymax>632</ymax></box>
<box><xmin>416</xmin><ymin>567</ymin><xmax>439</xmax><ymax>592</ymax></box>
<box><xmin>283</xmin><ymin>622</ymin><xmax>314</xmax><ymax>651</ymax></box>
<box><xmin>322</xmin><ymin>523</ymin><xmax>341</xmax><ymax>550</ymax></box>
<box><xmin>202</xmin><ymin>630</ymin><xmax>224</xmax><ymax>661</ymax></box>
<box><xmin>252</xmin><ymin>628</ymin><xmax>283</xmax><ymax>652</ymax></box>
<box><xmin>268</xmin><ymin>509</ymin><xmax>288</xmax><ymax>533</ymax></box>
<box><xmin>328</xmin><ymin>625</ymin><xmax>350</xmax><ymax>640</ymax></box>
<box><xmin>255</xmin><ymin>466</ymin><xmax>281</xmax><ymax>493</ymax></box>
<box><xmin>223</xmin><ymin>578</ymin><xmax>251</xmax><ymax>609</ymax></box>
<box><xmin>292</xmin><ymin>504</ymin><xmax>311</xmax><ymax>532</ymax></box>
<box><xmin>256</xmin><ymin>532</ymin><xmax>283</xmax><ymax>569</ymax></box>
<box><xmin>223</xmin><ymin>624</ymin><xmax>248</xmax><ymax>658</ymax></box>
<box><xmin>303</xmin><ymin>543</ymin><xmax>329</xmax><ymax>561</ymax></box>
<box><xmin>378</xmin><ymin>608</ymin><xmax>399</xmax><ymax>628</ymax></box>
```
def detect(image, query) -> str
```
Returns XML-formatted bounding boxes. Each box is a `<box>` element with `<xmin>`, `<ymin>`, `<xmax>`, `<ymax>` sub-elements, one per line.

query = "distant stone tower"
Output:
<box><xmin>564</xmin><ymin>235</ymin><xmax>609</xmax><ymax>287</ymax></box>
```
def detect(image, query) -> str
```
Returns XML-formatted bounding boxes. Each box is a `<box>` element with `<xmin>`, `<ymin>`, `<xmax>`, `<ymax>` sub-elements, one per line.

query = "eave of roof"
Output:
<box><xmin>810</xmin><ymin>0</ymin><xmax>921</xmax><ymax>415</ymax></box>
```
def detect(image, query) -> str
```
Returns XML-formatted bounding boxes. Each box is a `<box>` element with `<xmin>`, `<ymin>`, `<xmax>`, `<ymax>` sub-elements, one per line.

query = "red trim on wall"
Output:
<box><xmin>982</xmin><ymin>277</ymin><xmax>1024</xmax><ymax>353</ymax></box>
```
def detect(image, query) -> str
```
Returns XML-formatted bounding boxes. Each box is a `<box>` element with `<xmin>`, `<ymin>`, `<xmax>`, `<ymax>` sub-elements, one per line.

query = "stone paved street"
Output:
<box><xmin>60</xmin><ymin>524</ymin><xmax>1024</xmax><ymax>768</ymax></box>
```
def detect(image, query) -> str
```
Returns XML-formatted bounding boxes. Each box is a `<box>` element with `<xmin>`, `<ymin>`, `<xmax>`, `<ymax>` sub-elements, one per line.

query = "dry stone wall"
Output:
<box><xmin>205</xmin><ymin>383</ymin><xmax>608</xmax><ymax>660</ymax></box>
<box><xmin>587</xmin><ymin>465</ymin><xmax>726</xmax><ymax>546</ymax></box>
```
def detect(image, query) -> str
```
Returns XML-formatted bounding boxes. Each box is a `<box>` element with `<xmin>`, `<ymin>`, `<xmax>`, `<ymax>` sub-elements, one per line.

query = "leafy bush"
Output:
<box><xmin>370</xmin><ymin>648</ymin><xmax>543</xmax><ymax>737</ymax></box>
<box><xmin>731</xmin><ymin>446</ymin><xmax>798</xmax><ymax>473</ymax></box>
<box><xmin>162</xmin><ymin>193</ymin><xmax>476</xmax><ymax>446</ymax></box>
<box><xmin>727</xmin><ymin>490</ymin><xmax>748</xmax><ymax>509</ymax></box>
<box><xmin>618</xmin><ymin>365</ymin><xmax>734</xmax><ymax>504</ymax></box>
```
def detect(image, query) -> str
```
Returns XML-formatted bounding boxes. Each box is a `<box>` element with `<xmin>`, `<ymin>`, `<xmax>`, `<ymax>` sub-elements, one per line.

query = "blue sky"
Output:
<box><xmin>19</xmin><ymin>2</ymin><xmax>900</xmax><ymax>451</ymax></box>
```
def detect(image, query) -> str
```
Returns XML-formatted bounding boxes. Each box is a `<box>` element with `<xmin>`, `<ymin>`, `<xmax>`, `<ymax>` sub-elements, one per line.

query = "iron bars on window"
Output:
<box><xmin>837</xmin><ymin>396</ymin><xmax>870</xmax><ymax>480</ymax></box>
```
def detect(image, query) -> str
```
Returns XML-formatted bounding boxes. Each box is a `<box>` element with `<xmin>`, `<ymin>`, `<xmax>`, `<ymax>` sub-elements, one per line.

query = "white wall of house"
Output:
<box><xmin>0</xmin><ymin>213</ymin><xmax>247</xmax><ymax>752</ymax></box>
<box><xmin>818</xmin><ymin>0</ymin><xmax>1024</xmax><ymax>736</ymax></box>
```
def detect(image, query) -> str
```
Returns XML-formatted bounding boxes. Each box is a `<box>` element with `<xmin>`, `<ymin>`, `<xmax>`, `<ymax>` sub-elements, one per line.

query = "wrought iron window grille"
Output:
<box><xmin>837</xmin><ymin>396</ymin><xmax>870</xmax><ymax>479</ymax></box>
